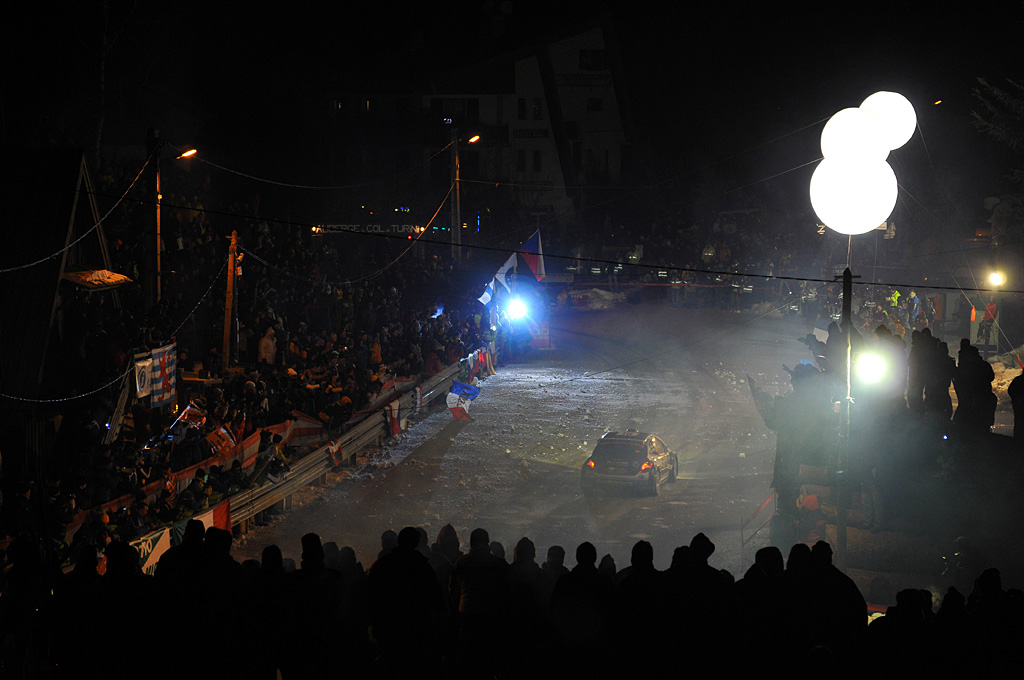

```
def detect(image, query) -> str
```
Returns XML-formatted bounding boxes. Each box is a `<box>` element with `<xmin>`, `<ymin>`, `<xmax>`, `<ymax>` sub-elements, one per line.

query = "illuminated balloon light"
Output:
<box><xmin>820</xmin><ymin>108</ymin><xmax>889</xmax><ymax>161</ymax></box>
<box><xmin>809</xmin><ymin>158</ymin><xmax>898</xmax><ymax>235</ymax></box>
<box><xmin>859</xmin><ymin>91</ymin><xmax>917</xmax><ymax>151</ymax></box>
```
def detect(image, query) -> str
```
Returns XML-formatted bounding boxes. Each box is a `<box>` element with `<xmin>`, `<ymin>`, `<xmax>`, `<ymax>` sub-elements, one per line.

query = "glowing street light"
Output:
<box><xmin>989</xmin><ymin>271</ymin><xmax>1006</xmax><ymax>287</ymax></box>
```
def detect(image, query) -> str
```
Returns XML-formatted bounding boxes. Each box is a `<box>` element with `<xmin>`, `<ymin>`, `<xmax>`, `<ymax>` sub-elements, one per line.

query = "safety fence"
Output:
<box><xmin>118</xmin><ymin>346</ymin><xmax>495</xmax><ymax>574</ymax></box>
<box><xmin>63</xmin><ymin>412</ymin><xmax>328</xmax><ymax>542</ymax></box>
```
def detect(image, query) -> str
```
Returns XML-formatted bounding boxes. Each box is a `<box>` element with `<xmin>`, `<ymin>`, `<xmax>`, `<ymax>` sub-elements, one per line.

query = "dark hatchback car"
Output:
<box><xmin>580</xmin><ymin>430</ymin><xmax>679</xmax><ymax>496</ymax></box>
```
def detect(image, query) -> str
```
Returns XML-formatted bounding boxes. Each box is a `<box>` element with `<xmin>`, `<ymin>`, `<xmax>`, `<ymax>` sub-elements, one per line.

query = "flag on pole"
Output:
<box><xmin>149</xmin><ymin>343</ymin><xmax>177</xmax><ymax>407</ymax></box>
<box><xmin>495</xmin><ymin>253</ymin><xmax>517</xmax><ymax>291</ymax></box>
<box><xmin>478</xmin><ymin>278</ymin><xmax>495</xmax><ymax>306</ymax></box>
<box><xmin>172</xmin><ymin>401</ymin><xmax>207</xmax><ymax>430</ymax></box>
<box><xmin>518</xmin><ymin>230</ymin><xmax>546</xmax><ymax>281</ymax></box>
<box><xmin>135</xmin><ymin>358</ymin><xmax>153</xmax><ymax>397</ymax></box>
<box><xmin>446</xmin><ymin>380</ymin><xmax>480</xmax><ymax>421</ymax></box>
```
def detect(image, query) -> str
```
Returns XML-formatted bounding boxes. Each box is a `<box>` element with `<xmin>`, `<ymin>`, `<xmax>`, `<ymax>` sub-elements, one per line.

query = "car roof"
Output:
<box><xmin>600</xmin><ymin>430</ymin><xmax>651</xmax><ymax>442</ymax></box>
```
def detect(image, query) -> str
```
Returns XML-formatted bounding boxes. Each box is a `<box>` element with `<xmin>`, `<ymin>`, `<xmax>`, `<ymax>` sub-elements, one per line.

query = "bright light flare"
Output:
<box><xmin>177</xmin><ymin>148</ymin><xmax>198</xmax><ymax>159</ymax></box>
<box><xmin>507</xmin><ymin>298</ymin><xmax>528</xmax><ymax>320</ymax></box>
<box><xmin>855</xmin><ymin>352</ymin><xmax>889</xmax><ymax>384</ymax></box>
<box><xmin>467</xmin><ymin>135</ymin><xmax>481</xmax><ymax>144</ymax></box>
<box><xmin>989</xmin><ymin>271</ymin><xmax>1006</xmax><ymax>287</ymax></box>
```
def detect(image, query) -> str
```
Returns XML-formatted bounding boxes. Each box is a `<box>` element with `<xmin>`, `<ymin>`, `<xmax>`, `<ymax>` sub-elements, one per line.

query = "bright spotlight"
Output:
<box><xmin>989</xmin><ymin>271</ymin><xmax>1006</xmax><ymax>287</ymax></box>
<box><xmin>507</xmin><ymin>298</ymin><xmax>528</xmax><ymax>320</ymax></box>
<box><xmin>855</xmin><ymin>352</ymin><xmax>888</xmax><ymax>384</ymax></box>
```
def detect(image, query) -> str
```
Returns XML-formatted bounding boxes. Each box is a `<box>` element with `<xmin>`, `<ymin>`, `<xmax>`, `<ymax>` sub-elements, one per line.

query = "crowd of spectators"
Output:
<box><xmin>1</xmin><ymin>154</ymin><xmax>494</xmax><ymax>556</ymax></box>
<box><xmin>1</xmin><ymin>523</ymin><xmax>1020</xmax><ymax>679</ymax></box>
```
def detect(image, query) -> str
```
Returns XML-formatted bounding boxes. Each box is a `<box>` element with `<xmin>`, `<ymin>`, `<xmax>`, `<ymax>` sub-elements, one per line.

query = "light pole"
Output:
<box><xmin>809</xmin><ymin>91</ymin><xmax>917</xmax><ymax>568</ymax></box>
<box><xmin>449</xmin><ymin>127</ymin><xmax>480</xmax><ymax>261</ymax></box>
<box><xmin>146</xmin><ymin>132</ymin><xmax>198</xmax><ymax>309</ymax></box>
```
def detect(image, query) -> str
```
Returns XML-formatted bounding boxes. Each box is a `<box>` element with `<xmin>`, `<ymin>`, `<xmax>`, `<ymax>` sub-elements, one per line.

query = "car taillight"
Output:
<box><xmin>639</xmin><ymin>461</ymin><xmax>653</xmax><ymax>472</ymax></box>
<box><xmin>585</xmin><ymin>459</ymin><xmax>595</xmax><ymax>468</ymax></box>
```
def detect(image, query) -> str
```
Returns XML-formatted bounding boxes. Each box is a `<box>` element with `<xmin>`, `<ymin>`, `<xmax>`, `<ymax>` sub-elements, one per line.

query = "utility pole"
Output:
<box><xmin>451</xmin><ymin>127</ymin><xmax>461</xmax><ymax>261</ymax></box>
<box><xmin>836</xmin><ymin>266</ymin><xmax>855</xmax><ymax>570</ymax></box>
<box><xmin>222</xmin><ymin>231</ymin><xmax>238</xmax><ymax>375</ymax></box>
<box><xmin>146</xmin><ymin>128</ymin><xmax>163</xmax><ymax>309</ymax></box>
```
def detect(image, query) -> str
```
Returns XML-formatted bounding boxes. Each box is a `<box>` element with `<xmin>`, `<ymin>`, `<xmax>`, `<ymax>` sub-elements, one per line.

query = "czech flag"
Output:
<box><xmin>446</xmin><ymin>380</ymin><xmax>480</xmax><ymax>421</ymax></box>
<box><xmin>518</xmin><ymin>230</ymin><xmax>546</xmax><ymax>281</ymax></box>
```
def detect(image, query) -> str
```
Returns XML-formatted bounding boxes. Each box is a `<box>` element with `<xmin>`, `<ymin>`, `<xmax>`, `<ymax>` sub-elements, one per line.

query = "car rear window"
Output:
<box><xmin>591</xmin><ymin>441</ymin><xmax>646</xmax><ymax>461</ymax></box>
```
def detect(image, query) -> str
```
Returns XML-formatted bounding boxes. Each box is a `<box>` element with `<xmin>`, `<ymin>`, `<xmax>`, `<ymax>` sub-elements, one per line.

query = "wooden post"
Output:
<box><xmin>222</xmin><ymin>231</ymin><xmax>237</xmax><ymax>374</ymax></box>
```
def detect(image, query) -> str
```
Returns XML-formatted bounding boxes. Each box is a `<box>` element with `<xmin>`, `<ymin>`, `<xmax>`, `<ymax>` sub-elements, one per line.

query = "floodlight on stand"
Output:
<box><xmin>508</xmin><ymin>297</ymin><xmax>528</xmax><ymax>320</ymax></box>
<box><xmin>854</xmin><ymin>351</ymin><xmax>889</xmax><ymax>385</ymax></box>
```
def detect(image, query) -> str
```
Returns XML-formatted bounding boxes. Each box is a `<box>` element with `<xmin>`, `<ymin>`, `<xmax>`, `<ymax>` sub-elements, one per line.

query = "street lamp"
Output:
<box><xmin>450</xmin><ymin>128</ymin><xmax>480</xmax><ymax>261</ymax></box>
<box><xmin>145</xmin><ymin>132</ymin><xmax>199</xmax><ymax>309</ymax></box>
<box><xmin>808</xmin><ymin>91</ymin><xmax>917</xmax><ymax>567</ymax></box>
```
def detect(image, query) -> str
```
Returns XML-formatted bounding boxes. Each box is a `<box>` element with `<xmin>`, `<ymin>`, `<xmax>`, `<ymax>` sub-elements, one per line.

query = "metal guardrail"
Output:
<box><xmin>226</xmin><ymin>362</ymin><xmax>463</xmax><ymax>528</ymax></box>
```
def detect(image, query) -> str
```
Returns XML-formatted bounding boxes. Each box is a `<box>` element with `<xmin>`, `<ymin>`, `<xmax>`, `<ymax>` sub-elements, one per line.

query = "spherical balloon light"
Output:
<box><xmin>820</xmin><ymin>108</ymin><xmax>889</xmax><ymax>161</ymax></box>
<box><xmin>809</xmin><ymin>157</ymin><xmax>898</xmax><ymax>235</ymax></box>
<box><xmin>859</xmin><ymin>91</ymin><xmax>917</xmax><ymax>151</ymax></box>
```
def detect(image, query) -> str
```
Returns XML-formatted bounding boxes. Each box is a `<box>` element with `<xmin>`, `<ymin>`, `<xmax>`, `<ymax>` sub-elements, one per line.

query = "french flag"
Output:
<box><xmin>446</xmin><ymin>380</ymin><xmax>480</xmax><ymax>421</ymax></box>
<box><xmin>517</xmin><ymin>230</ymin><xmax>546</xmax><ymax>281</ymax></box>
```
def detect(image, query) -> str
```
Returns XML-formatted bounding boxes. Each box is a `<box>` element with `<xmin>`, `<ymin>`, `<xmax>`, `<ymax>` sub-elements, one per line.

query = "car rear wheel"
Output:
<box><xmin>649</xmin><ymin>469</ymin><xmax>661</xmax><ymax>496</ymax></box>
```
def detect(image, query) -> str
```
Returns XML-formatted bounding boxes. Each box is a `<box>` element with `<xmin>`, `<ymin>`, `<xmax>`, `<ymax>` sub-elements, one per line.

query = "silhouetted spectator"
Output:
<box><xmin>549</xmin><ymin>541</ymin><xmax>613</xmax><ymax>673</ymax></box>
<box><xmin>281</xmin><ymin>533</ymin><xmax>348</xmax><ymax>679</ymax></box>
<box><xmin>449</xmin><ymin>528</ymin><xmax>510</xmax><ymax>672</ymax></box>
<box><xmin>367</xmin><ymin>526</ymin><xmax>444</xmax><ymax>677</ymax></box>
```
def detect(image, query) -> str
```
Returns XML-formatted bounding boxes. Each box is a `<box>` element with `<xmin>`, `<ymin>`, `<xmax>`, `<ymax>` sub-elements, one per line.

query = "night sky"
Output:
<box><xmin>3</xmin><ymin>1</ymin><xmax>1022</xmax><ymax>226</ymax></box>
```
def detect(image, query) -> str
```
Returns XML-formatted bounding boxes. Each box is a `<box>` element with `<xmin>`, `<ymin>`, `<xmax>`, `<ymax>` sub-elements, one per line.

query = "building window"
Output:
<box><xmin>579</xmin><ymin>49</ymin><xmax>608</xmax><ymax>71</ymax></box>
<box><xmin>586</xmin><ymin>98</ymin><xmax>603</xmax><ymax>112</ymax></box>
<box><xmin>533</xmin><ymin>98</ymin><xmax>543</xmax><ymax>120</ymax></box>
<box><xmin>518</xmin><ymin>98</ymin><xmax>527</xmax><ymax>120</ymax></box>
<box><xmin>533</xmin><ymin>150</ymin><xmax>542</xmax><ymax>171</ymax></box>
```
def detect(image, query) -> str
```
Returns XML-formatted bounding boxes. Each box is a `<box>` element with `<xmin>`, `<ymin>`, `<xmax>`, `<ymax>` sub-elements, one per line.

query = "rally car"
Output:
<box><xmin>580</xmin><ymin>430</ymin><xmax>679</xmax><ymax>496</ymax></box>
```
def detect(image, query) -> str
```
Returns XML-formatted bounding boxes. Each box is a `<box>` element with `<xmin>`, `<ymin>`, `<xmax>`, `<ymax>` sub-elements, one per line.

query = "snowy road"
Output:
<box><xmin>233</xmin><ymin>303</ymin><xmax>814</xmax><ymax>574</ymax></box>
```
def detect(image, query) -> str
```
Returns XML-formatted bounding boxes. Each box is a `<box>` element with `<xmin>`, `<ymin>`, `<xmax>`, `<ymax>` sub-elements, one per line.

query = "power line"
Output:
<box><xmin>0</xmin><ymin>152</ymin><xmax>154</xmax><ymax>275</ymax></box>
<box><xmin>0</xmin><ymin>261</ymin><xmax>226</xmax><ymax>403</ymax></box>
<box><xmin>19</xmin><ymin>175</ymin><xmax>1022</xmax><ymax>297</ymax></box>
